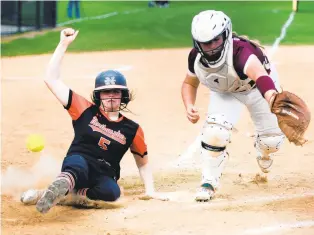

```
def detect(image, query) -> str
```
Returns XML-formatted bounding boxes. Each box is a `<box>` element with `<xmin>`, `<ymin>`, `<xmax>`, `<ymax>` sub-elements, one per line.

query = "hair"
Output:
<box><xmin>91</xmin><ymin>89</ymin><xmax>135</xmax><ymax>113</ymax></box>
<box><xmin>232</xmin><ymin>31</ymin><xmax>264</xmax><ymax>50</ymax></box>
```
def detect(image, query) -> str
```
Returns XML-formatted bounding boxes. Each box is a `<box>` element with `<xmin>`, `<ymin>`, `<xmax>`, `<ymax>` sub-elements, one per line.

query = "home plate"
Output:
<box><xmin>166</xmin><ymin>190</ymin><xmax>196</xmax><ymax>202</ymax></box>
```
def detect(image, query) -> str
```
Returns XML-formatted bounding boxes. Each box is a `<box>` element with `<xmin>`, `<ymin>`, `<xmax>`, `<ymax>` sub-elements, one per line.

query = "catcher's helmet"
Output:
<box><xmin>192</xmin><ymin>10</ymin><xmax>232</xmax><ymax>68</ymax></box>
<box><xmin>93</xmin><ymin>70</ymin><xmax>130</xmax><ymax>107</ymax></box>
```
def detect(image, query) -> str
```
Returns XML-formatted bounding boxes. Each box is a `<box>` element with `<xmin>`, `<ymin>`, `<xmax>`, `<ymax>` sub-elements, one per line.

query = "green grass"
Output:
<box><xmin>2</xmin><ymin>1</ymin><xmax>314</xmax><ymax>57</ymax></box>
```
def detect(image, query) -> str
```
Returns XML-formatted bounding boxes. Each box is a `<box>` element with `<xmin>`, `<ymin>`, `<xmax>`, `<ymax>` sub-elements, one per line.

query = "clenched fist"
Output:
<box><xmin>186</xmin><ymin>104</ymin><xmax>200</xmax><ymax>124</ymax></box>
<box><xmin>60</xmin><ymin>28</ymin><xmax>79</xmax><ymax>46</ymax></box>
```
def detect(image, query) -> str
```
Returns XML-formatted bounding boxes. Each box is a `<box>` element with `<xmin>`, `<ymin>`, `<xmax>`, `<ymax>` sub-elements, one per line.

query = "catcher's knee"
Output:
<box><xmin>201</xmin><ymin>114</ymin><xmax>233</xmax><ymax>157</ymax></box>
<box><xmin>255</xmin><ymin>134</ymin><xmax>285</xmax><ymax>156</ymax></box>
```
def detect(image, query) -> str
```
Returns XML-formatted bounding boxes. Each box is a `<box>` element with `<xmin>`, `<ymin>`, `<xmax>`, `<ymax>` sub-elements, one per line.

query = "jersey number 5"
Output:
<box><xmin>98</xmin><ymin>137</ymin><xmax>111</xmax><ymax>150</ymax></box>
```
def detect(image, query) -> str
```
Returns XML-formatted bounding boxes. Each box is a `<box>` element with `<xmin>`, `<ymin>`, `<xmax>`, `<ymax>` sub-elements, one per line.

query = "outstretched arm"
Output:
<box><xmin>45</xmin><ymin>28</ymin><xmax>79</xmax><ymax>107</ymax></box>
<box><xmin>133</xmin><ymin>154</ymin><xmax>155</xmax><ymax>196</ymax></box>
<box><xmin>244</xmin><ymin>54</ymin><xmax>277</xmax><ymax>105</ymax></box>
<box><xmin>133</xmin><ymin>154</ymin><xmax>169</xmax><ymax>201</ymax></box>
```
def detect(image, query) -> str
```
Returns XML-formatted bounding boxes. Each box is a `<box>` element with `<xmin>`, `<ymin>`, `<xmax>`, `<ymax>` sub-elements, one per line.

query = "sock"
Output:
<box><xmin>56</xmin><ymin>171</ymin><xmax>76</xmax><ymax>192</ymax></box>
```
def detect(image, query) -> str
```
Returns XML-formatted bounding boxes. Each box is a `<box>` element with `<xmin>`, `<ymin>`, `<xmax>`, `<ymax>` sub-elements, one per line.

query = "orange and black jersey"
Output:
<box><xmin>64</xmin><ymin>90</ymin><xmax>147</xmax><ymax>180</ymax></box>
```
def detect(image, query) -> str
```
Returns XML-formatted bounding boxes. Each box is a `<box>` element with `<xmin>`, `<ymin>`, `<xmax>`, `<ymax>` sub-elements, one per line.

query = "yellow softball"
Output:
<box><xmin>26</xmin><ymin>134</ymin><xmax>45</xmax><ymax>152</ymax></box>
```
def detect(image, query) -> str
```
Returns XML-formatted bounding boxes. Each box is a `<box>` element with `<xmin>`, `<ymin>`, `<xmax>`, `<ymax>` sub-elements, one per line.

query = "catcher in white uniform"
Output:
<box><xmin>182</xmin><ymin>10</ymin><xmax>311</xmax><ymax>201</ymax></box>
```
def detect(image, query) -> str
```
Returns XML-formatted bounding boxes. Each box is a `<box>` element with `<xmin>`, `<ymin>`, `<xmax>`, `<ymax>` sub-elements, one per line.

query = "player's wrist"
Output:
<box><xmin>58</xmin><ymin>41</ymin><xmax>70</xmax><ymax>50</ymax></box>
<box><xmin>265</xmin><ymin>90</ymin><xmax>278</xmax><ymax>108</ymax></box>
<box><xmin>256</xmin><ymin>75</ymin><xmax>277</xmax><ymax>98</ymax></box>
<box><xmin>186</xmin><ymin>103</ymin><xmax>195</xmax><ymax>110</ymax></box>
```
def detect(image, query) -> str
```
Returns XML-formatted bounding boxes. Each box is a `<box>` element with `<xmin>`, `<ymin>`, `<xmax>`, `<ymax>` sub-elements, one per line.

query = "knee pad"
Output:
<box><xmin>201</xmin><ymin>114</ymin><xmax>233</xmax><ymax>157</ymax></box>
<box><xmin>255</xmin><ymin>134</ymin><xmax>285</xmax><ymax>156</ymax></box>
<box><xmin>98</xmin><ymin>187</ymin><xmax>120</xmax><ymax>202</ymax></box>
<box><xmin>86</xmin><ymin>179</ymin><xmax>121</xmax><ymax>202</ymax></box>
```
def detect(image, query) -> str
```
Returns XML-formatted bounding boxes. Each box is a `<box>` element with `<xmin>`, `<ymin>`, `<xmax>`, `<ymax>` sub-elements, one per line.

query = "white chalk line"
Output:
<box><xmin>268</xmin><ymin>11</ymin><xmax>296</xmax><ymax>60</ymax></box>
<box><xmin>57</xmin><ymin>12</ymin><xmax>118</xmax><ymax>27</ymax></box>
<box><xmin>3</xmin><ymin>65</ymin><xmax>133</xmax><ymax>81</ymax></box>
<box><xmin>177</xmin><ymin>11</ymin><xmax>296</xmax><ymax>168</ymax></box>
<box><xmin>57</xmin><ymin>9</ymin><xmax>145</xmax><ymax>27</ymax></box>
<box><xmin>244</xmin><ymin>220</ymin><xmax>314</xmax><ymax>235</ymax></box>
<box><xmin>4</xmin><ymin>9</ymin><xmax>144</xmax><ymax>80</ymax></box>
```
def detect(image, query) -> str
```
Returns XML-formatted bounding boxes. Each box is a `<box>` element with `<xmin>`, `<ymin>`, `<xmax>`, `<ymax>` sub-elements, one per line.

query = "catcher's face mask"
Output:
<box><xmin>199</xmin><ymin>34</ymin><xmax>225</xmax><ymax>62</ymax></box>
<box><xmin>99</xmin><ymin>89</ymin><xmax>122</xmax><ymax>112</ymax></box>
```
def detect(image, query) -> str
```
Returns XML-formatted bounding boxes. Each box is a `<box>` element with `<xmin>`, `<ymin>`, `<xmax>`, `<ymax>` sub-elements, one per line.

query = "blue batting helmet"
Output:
<box><xmin>93</xmin><ymin>70</ymin><xmax>130</xmax><ymax>106</ymax></box>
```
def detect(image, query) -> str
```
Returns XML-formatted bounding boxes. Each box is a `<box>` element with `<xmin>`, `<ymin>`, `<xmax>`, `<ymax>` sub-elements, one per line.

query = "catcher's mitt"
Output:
<box><xmin>270</xmin><ymin>91</ymin><xmax>311</xmax><ymax>146</ymax></box>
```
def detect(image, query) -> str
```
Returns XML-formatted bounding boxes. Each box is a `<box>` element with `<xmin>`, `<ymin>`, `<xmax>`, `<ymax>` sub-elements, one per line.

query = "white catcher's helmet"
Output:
<box><xmin>192</xmin><ymin>10</ymin><xmax>232</xmax><ymax>68</ymax></box>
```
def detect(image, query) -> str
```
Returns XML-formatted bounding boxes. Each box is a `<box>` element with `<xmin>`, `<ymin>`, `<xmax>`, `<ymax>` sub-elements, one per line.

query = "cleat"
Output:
<box><xmin>195</xmin><ymin>183</ymin><xmax>215</xmax><ymax>202</ymax></box>
<box><xmin>256</xmin><ymin>155</ymin><xmax>273</xmax><ymax>173</ymax></box>
<box><xmin>36</xmin><ymin>178</ymin><xmax>69</xmax><ymax>214</ymax></box>
<box><xmin>21</xmin><ymin>189</ymin><xmax>44</xmax><ymax>205</ymax></box>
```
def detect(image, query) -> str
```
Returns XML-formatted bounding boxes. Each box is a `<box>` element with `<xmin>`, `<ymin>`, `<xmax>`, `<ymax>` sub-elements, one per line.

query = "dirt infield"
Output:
<box><xmin>2</xmin><ymin>46</ymin><xmax>314</xmax><ymax>235</ymax></box>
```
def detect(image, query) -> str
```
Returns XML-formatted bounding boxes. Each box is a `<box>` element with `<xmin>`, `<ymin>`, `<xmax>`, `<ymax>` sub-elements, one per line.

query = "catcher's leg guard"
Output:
<box><xmin>255</xmin><ymin>134</ymin><xmax>285</xmax><ymax>173</ymax></box>
<box><xmin>196</xmin><ymin>114</ymin><xmax>232</xmax><ymax>201</ymax></box>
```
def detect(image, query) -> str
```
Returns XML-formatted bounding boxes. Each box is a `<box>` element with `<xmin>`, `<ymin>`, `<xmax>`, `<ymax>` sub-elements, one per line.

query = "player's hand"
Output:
<box><xmin>186</xmin><ymin>104</ymin><xmax>200</xmax><ymax>124</ymax></box>
<box><xmin>138</xmin><ymin>192</ymin><xmax>169</xmax><ymax>201</ymax></box>
<box><xmin>60</xmin><ymin>28</ymin><xmax>79</xmax><ymax>46</ymax></box>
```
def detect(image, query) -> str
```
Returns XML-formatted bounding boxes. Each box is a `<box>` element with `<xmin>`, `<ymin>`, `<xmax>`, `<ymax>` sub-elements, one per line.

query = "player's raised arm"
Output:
<box><xmin>44</xmin><ymin>28</ymin><xmax>79</xmax><ymax>107</ymax></box>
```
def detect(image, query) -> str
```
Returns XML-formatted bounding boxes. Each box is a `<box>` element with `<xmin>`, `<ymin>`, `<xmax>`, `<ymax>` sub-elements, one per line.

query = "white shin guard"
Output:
<box><xmin>201</xmin><ymin>149</ymin><xmax>229</xmax><ymax>190</ymax></box>
<box><xmin>255</xmin><ymin>134</ymin><xmax>285</xmax><ymax>157</ymax></box>
<box><xmin>200</xmin><ymin>114</ymin><xmax>232</xmax><ymax>190</ymax></box>
<box><xmin>254</xmin><ymin>134</ymin><xmax>285</xmax><ymax>173</ymax></box>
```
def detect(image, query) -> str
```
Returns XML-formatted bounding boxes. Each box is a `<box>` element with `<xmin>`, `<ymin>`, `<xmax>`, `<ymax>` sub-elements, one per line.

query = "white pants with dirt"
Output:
<box><xmin>199</xmin><ymin>65</ymin><xmax>285</xmax><ymax>190</ymax></box>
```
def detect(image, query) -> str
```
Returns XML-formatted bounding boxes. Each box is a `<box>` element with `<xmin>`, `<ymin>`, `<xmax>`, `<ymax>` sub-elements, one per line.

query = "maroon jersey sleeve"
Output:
<box><xmin>233</xmin><ymin>37</ymin><xmax>271</xmax><ymax>79</ymax></box>
<box><xmin>65</xmin><ymin>90</ymin><xmax>93</xmax><ymax>121</ymax></box>
<box><xmin>188</xmin><ymin>48</ymin><xmax>198</xmax><ymax>75</ymax></box>
<box><xmin>130</xmin><ymin>125</ymin><xmax>147</xmax><ymax>157</ymax></box>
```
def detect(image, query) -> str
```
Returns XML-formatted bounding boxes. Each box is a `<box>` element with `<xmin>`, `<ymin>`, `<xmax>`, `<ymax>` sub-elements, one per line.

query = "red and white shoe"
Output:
<box><xmin>21</xmin><ymin>189</ymin><xmax>44</xmax><ymax>205</ymax></box>
<box><xmin>36</xmin><ymin>178</ymin><xmax>70</xmax><ymax>214</ymax></box>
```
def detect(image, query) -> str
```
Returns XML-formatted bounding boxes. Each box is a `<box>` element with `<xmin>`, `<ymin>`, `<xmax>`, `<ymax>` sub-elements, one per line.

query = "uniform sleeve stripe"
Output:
<box><xmin>67</xmin><ymin>91</ymin><xmax>93</xmax><ymax>120</ymax></box>
<box><xmin>131</xmin><ymin>150</ymin><xmax>148</xmax><ymax>158</ymax></box>
<box><xmin>64</xmin><ymin>90</ymin><xmax>73</xmax><ymax>110</ymax></box>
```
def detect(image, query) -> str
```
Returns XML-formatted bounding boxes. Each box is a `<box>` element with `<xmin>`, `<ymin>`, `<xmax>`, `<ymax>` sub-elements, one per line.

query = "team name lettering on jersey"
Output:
<box><xmin>89</xmin><ymin>116</ymin><xmax>126</xmax><ymax>144</ymax></box>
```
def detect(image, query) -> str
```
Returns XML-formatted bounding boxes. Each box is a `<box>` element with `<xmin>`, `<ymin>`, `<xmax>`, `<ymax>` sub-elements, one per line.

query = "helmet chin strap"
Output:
<box><xmin>99</xmin><ymin>100</ymin><xmax>120</xmax><ymax>121</ymax></box>
<box><xmin>201</xmin><ymin>51</ymin><xmax>222</xmax><ymax>65</ymax></box>
<box><xmin>195</xmin><ymin>29</ymin><xmax>230</xmax><ymax>67</ymax></box>
<box><xmin>101</xmin><ymin>99</ymin><xmax>119</xmax><ymax>112</ymax></box>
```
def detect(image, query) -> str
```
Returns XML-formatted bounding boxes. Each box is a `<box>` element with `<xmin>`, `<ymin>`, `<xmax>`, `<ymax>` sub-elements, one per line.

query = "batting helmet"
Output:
<box><xmin>92</xmin><ymin>70</ymin><xmax>130</xmax><ymax>107</ymax></box>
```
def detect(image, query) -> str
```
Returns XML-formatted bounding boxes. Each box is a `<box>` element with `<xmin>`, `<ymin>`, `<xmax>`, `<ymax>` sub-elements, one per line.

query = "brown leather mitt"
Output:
<box><xmin>270</xmin><ymin>91</ymin><xmax>311</xmax><ymax>146</ymax></box>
